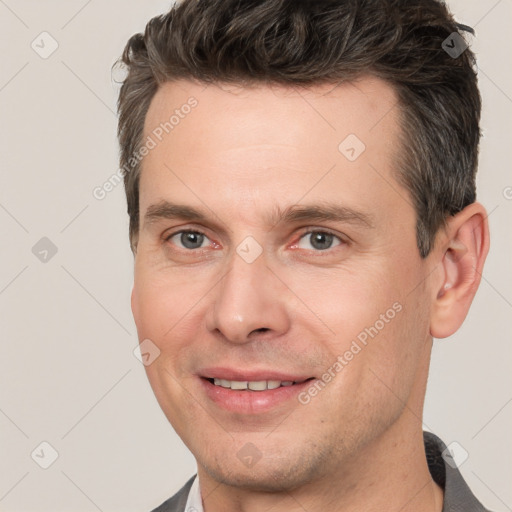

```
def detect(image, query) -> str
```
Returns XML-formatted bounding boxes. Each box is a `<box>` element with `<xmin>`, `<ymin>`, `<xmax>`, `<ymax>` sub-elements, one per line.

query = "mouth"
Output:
<box><xmin>204</xmin><ymin>377</ymin><xmax>313</xmax><ymax>391</ymax></box>
<box><xmin>198</xmin><ymin>373</ymin><xmax>317</xmax><ymax>414</ymax></box>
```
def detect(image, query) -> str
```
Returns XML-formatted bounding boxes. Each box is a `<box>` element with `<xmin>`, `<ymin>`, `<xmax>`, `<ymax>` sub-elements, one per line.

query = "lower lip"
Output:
<box><xmin>199</xmin><ymin>377</ymin><xmax>315</xmax><ymax>414</ymax></box>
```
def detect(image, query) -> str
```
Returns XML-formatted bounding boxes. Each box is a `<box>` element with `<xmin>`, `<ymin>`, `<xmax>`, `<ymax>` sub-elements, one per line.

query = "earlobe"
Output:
<box><xmin>430</xmin><ymin>202</ymin><xmax>490</xmax><ymax>339</ymax></box>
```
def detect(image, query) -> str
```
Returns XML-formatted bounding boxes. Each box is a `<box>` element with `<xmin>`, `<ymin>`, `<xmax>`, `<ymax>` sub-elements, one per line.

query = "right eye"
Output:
<box><xmin>166</xmin><ymin>230</ymin><xmax>211</xmax><ymax>250</ymax></box>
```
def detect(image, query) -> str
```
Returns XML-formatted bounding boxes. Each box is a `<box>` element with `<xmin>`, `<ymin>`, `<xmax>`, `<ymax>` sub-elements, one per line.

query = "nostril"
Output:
<box><xmin>251</xmin><ymin>327</ymin><xmax>270</xmax><ymax>335</ymax></box>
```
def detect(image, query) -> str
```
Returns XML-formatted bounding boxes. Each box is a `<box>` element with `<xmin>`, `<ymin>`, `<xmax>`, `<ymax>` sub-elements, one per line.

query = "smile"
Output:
<box><xmin>200</xmin><ymin>376</ymin><xmax>316</xmax><ymax>414</ymax></box>
<box><xmin>208</xmin><ymin>378</ymin><xmax>309</xmax><ymax>391</ymax></box>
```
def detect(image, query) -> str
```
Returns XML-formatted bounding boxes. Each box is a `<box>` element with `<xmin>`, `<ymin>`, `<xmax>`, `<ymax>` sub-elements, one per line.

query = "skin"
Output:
<box><xmin>131</xmin><ymin>77</ymin><xmax>489</xmax><ymax>512</ymax></box>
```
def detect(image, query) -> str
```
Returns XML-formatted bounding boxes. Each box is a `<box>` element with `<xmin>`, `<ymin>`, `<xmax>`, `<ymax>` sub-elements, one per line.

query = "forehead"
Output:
<box><xmin>143</xmin><ymin>77</ymin><xmax>400</xmax><ymax>152</ymax></box>
<box><xmin>139</xmin><ymin>76</ymin><xmax>409</xmax><ymax>229</ymax></box>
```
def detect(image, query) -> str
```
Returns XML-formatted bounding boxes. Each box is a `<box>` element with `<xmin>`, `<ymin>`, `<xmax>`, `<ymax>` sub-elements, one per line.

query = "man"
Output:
<box><xmin>116</xmin><ymin>0</ymin><xmax>492</xmax><ymax>510</ymax></box>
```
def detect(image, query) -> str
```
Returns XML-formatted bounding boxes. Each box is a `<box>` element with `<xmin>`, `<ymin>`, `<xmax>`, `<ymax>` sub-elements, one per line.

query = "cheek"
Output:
<box><xmin>293</xmin><ymin>260</ymin><xmax>424</xmax><ymax>388</ymax></box>
<box><xmin>132</xmin><ymin>263</ymin><xmax>202</xmax><ymax>340</ymax></box>
<box><xmin>287</xmin><ymin>263</ymin><xmax>403</xmax><ymax>343</ymax></box>
<box><xmin>132</xmin><ymin>265</ymin><xmax>213</xmax><ymax>390</ymax></box>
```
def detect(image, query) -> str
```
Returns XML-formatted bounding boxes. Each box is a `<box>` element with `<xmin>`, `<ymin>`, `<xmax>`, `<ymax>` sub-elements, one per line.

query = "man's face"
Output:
<box><xmin>132</xmin><ymin>77</ymin><xmax>435</xmax><ymax>490</ymax></box>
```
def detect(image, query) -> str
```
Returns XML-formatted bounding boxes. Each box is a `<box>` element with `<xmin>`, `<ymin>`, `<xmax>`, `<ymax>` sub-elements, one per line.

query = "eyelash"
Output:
<box><xmin>294</xmin><ymin>229</ymin><xmax>347</xmax><ymax>250</ymax></box>
<box><xmin>164</xmin><ymin>228</ymin><xmax>347</xmax><ymax>253</ymax></box>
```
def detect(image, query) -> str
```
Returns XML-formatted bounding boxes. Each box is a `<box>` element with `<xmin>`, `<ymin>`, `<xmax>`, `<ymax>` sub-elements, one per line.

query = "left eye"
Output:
<box><xmin>296</xmin><ymin>231</ymin><xmax>342</xmax><ymax>251</ymax></box>
<box><xmin>167</xmin><ymin>230</ymin><xmax>210</xmax><ymax>250</ymax></box>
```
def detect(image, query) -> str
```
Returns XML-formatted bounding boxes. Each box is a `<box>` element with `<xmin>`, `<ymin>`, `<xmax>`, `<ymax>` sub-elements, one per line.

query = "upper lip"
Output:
<box><xmin>199</xmin><ymin>367</ymin><xmax>313</xmax><ymax>382</ymax></box>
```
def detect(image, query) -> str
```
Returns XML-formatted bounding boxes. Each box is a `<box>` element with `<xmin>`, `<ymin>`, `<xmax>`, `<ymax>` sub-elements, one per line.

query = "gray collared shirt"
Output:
<box><xmin>151</xmin><ymin>431</ymin><xmax>492</xmax><ymax>512</ymax></box>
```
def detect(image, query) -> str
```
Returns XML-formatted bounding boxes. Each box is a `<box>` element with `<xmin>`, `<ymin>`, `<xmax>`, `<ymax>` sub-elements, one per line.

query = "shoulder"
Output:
<box><xmin>423</xmin><ymin>431</ymin><xmax>494</xmax><ymax>512</ymax></box>
<box><xmin>149</xmin><ymin>475</ymin><xmax>197</xmax><ymax>512</ymax></box>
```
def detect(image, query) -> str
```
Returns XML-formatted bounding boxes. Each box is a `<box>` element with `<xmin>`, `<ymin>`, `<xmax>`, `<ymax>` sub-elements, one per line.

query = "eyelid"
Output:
<box><xmin>163</xmin><ymin>226</ymin><xmax>349</xmax><ymax>251</ymax></box>
<box><xmin>298</xmin><ymin>226</ymin><xmax>343</xmax><ymax>237</ymax></box>
<box><xmin>164</xmin><ymin>228</ymin><xmax>215</xmax><ymax>250</ymax></box>
<box><xmin>293</xmin><ymin>227</ymin><xmax>349</xmax><ymax>245</ymax></box>
<box><xmin>163</xmin><ymin>225</ymin><xmax>210</xmax><ymax>240</ymax></box>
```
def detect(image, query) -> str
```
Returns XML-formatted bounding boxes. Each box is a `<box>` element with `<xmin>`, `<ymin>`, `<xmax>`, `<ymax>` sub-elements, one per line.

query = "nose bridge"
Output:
<box><xmin>207</xmin><ymin>245</ymin><xmax>289</xmax><ymax>343</ymax></box>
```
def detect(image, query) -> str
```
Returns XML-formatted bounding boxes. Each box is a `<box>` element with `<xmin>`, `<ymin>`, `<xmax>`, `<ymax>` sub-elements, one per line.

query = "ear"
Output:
<box><xmin>430</xmin><ymin>202</ymin><xmax>490</xmax><ymax>339</ymax></box>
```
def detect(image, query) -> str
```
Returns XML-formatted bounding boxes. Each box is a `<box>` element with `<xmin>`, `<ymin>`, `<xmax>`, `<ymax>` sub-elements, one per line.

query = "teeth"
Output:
<box><xmin>230</xmin><ymin>380</ymin><xmax>248</xmax><ymax>390</ymax></box>
<box><xmin>212</xmin><ymin>378</ymin><xmax>296</xmax><ymax>391</ymax></box>
<box><xmin>266</xmin><ymin>380</ymin><xmax>281</xmax><ymax>389</ymax></box>
<box><xmin>248</xmin><ymin>381</ymin><xmax>267</xmax><ymax>391</ymax></box>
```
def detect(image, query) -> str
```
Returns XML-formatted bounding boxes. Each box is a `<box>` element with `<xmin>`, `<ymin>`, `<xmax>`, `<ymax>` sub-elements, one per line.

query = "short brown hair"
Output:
<box><xmin>116</xmin><ymin>0</ymin><xmax>480</xmax><ymax>257</ymax></box>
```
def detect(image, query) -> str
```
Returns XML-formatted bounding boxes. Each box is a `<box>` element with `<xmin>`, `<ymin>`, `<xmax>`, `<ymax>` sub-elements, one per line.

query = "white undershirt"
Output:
<box><xmin>184</xmin><ymin>473</ymin><xmax>204</xmax><ymax>512</ymax></box>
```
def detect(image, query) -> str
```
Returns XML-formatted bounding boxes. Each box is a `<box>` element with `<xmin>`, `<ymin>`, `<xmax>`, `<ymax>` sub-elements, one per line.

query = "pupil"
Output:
<box><xmin>181</xmin><ymin>232</ymin><xmax>204</xmax><ymax>249</ymax></box>
<box><xmin>311</xmin><ymin>232</ymin><xmax>332</xmax><ymax>250</ymax></box>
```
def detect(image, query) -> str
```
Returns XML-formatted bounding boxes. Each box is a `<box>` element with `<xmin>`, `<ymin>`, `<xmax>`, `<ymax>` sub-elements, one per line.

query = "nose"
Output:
<box><xmin>205</xmin><ymin>248</ymin><xmax>291</xmax><ymax>344</ymax></box>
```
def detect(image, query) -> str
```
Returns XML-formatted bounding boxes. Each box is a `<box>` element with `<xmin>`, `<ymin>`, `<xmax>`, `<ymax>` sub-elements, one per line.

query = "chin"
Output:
<box><xmin>199</xmin><ymin>451</ymin><xmax>325</xmax><ymax>493</ymax></box>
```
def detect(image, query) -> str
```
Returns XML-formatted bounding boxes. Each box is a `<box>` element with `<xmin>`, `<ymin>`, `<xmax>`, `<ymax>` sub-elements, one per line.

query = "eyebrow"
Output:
<box><xmin>272</xmin><ymin>203</ymin><xmax>374</xmax><ymax>229</ymax></box>
<box><xmin>143</xmin><ymin>200</ymin><xmax>374</xmax><ymax>230</ymax></box>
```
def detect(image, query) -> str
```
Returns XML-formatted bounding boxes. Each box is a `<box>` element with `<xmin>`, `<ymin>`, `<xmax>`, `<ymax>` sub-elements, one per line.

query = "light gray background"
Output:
<box><xmin>0</xmin><ymin>1</ymin><xmax>510</xmax><ymax>511</ymax></box>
